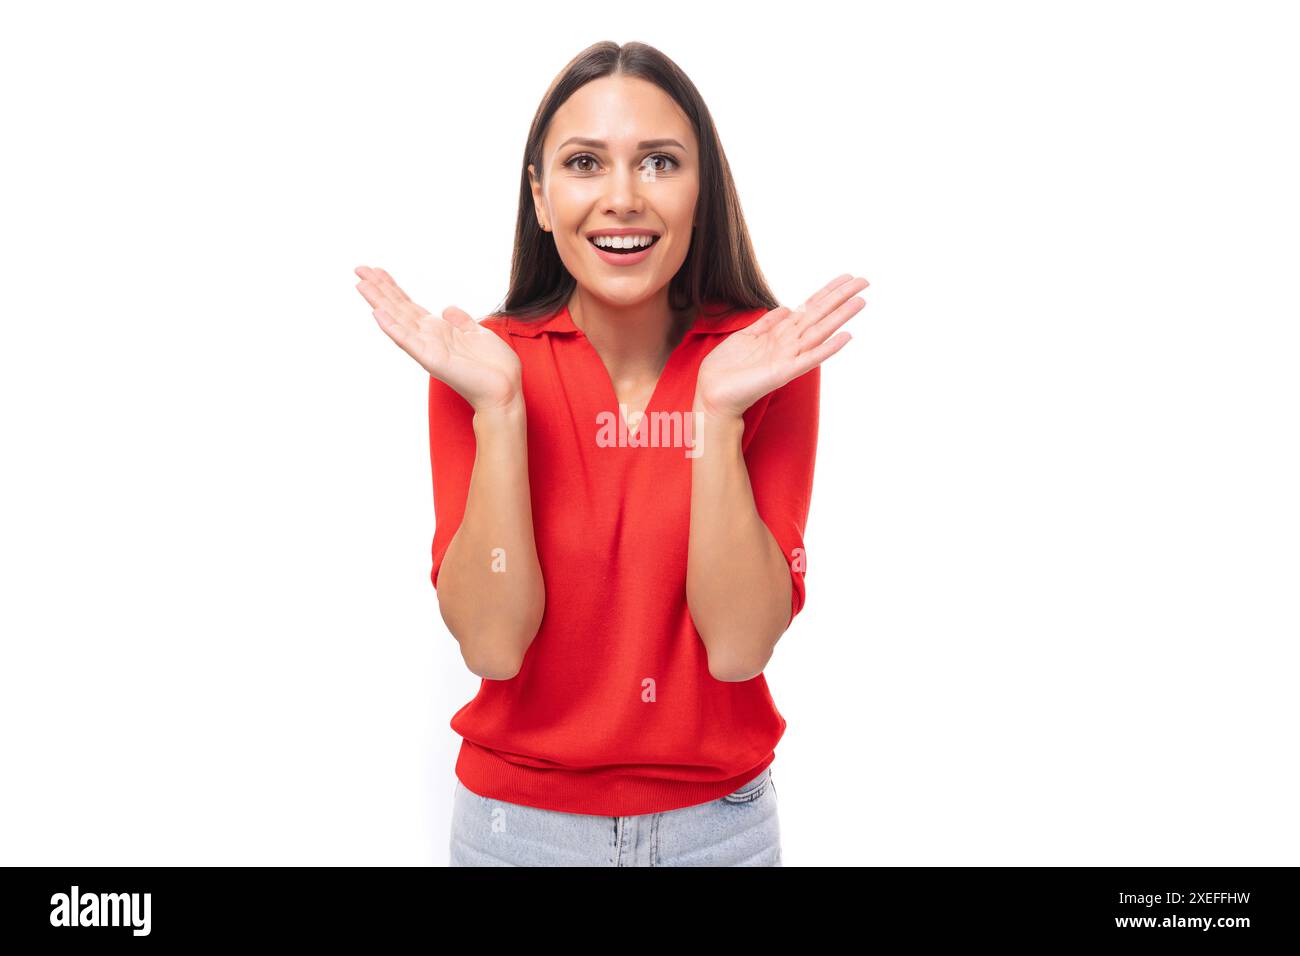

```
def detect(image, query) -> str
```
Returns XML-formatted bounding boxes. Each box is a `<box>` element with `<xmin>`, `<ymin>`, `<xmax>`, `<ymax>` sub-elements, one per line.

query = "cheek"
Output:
<box><xmin>543</xmin><ymin>178</ymin><xmax>599</xmax><ymax>219</ymax></box>
<box><xmin>545</xmin><ymin>189</ymin><xmax>582</xmax><ymax>225</ymax></box>
<box><xmin>654</xmin><ymin>182</ymin><xmax>697</xmax><ymax>225</ymax></box>
<box><xmin>663</xmin><ymin>193</ymin><xmax>699</xmax><ymax>245</ymax></box>
<box><xmin>551</xmin><ymin>232</ymin><xmax>603</xmax><ymax>281</ymax></box>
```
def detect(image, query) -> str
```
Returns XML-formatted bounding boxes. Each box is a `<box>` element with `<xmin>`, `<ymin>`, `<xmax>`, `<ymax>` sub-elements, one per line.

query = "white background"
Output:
<box><xmin>2</xmin><ymin>0</ymin><xmax>1296</xmax><ymax>866</ymax></box>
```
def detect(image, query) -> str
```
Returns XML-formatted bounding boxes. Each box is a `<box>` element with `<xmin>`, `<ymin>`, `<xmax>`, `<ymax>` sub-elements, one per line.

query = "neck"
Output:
<box><xmin>568</xmin><ymin>289</ymin><xmax>697</xmax><ymax>372</ymax></box>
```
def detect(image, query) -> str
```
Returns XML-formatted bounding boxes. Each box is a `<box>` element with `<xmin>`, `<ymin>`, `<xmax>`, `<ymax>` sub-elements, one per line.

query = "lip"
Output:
<box><xmin>585</xmin><ymin>227</ymin><xmax>662</xmax><ymax>238</ymax></box>
<box><xmin>586</xmin><ymin>232</ymin><xmax>660</xmax><ymax>267</ymax></box>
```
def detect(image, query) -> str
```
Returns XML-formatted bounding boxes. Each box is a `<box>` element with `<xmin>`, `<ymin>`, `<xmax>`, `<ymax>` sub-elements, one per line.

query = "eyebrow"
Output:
<box><xmin>557</xmin><ymin>137</ymin><xmax>688</xmax><ymax>152</ymax></box>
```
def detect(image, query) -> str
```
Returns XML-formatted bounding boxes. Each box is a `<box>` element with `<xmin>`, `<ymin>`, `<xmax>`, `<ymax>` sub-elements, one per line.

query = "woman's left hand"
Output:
<box><xmin>695</xmin><ymin>274</ymin><xmax>869</xmax><ymax>419</ymax></box>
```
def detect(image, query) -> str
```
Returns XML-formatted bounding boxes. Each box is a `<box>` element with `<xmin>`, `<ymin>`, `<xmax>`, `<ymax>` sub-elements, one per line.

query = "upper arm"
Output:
<box><xmin>428</xmin><ymin>375</ymin><xmax>477</xmax><ymax>589</ymax></box>
<box><xmin>743</xmin><ymin>364</ymin><xmax>820</xmax><ymax>624</ymax></box>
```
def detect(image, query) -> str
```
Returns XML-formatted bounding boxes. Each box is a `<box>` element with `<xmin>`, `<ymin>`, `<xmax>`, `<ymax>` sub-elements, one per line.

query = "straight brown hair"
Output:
<box><xmin>491</xmin><ymin>41</ymin><xmax>780</xmax><ymax>325</ymax></box>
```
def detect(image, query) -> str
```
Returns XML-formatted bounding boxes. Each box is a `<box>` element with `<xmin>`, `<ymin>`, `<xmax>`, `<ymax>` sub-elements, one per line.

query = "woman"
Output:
<box><xmin>354</xmin><ymin>41</ymin><xmax>866</xmax><ymax>866</ymax></box>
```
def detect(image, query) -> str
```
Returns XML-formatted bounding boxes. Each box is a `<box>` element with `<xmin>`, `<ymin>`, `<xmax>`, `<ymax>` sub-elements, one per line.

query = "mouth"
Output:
<box><xmin>586</xmin><ymin>234</ymin><xmax>661</xmax><ymax>255</ymax></box>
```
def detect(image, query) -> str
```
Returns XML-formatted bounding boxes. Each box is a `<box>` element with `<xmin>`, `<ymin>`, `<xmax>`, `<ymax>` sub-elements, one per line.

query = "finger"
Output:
<box><xmin>441</xmin><ymin>305</ymin><xmax>481</xmax><ymax>332</ymax></box>
<box><xmin>746</xmin><ymin>305</ymin><xmax>793</xmax><ymax>336</ymax></box>
<box><xmin>803</xmin><ymin>274</ymin><xmax>855</xmax><ymax>309</ymax></box>
<box><xmin>372</xmin><ymin>306</ymin><xmax>414</xmax><ymax>352</ymax></box>
<box><xmin>787</xmin><ymin>274</ymin><xmax>854</xmax><ymax>333</ymax></box>
<box><xmin>769</xmin><ymin>276</ymin><xmax>847</xmax><ymax>338</ymax></box>
<box><xmin>770</xmin><ymin>302</ymin><xmax>816</xmax><ymax>345</ymax></box>
<box><xmin>809</xmin><ymin>330</ymin><xmax>852</xmax><ymax>365</ymax></box>
<box><xmin>356</xmin><ymin>268</ymin><xmax>418</xmax><ymax>330</ymax></box>
<box><xmin>354</xmin><ymin>266</ymin><xmax>396</xmax><ymax>306</ymax></box>
<box><xmin>807</xmin><ymin>274</ymin><xmax>868</xmax><ymax>316</ymax></box>
<box><xmin>787</xmin><ymin>330</ymin><xmax>852</xmax><ymax>380</ymax></box>
<box><xmin>356</xmin><ymin>280</ymin><xmax>413</xmax><ymax>331</ymax></box>
<box><xmin>356</xmin><ymin>266</ymin><xmax>428</xmax><ymax>321</ymax></box>
<box><xmin>375</xmin><ymin>268</ymin><xmax>423</xmax><ymax>310</ymax></box>
<box><xmin>358</xmin><ymin>276</ymin><xmax>427</xmax><ymax>331</ymax></box>
<box><xmin>794</xmin><ymin>275</ymin><xmax>869</xmax><ymax>334</ymax></box>
<box><xmin>773</xmin><ymin>305</ymin><xmax>810</xmax><ymax>343</ymax></box>
<box><xmin>355</xmin><ymin>277</ymin><xmax>390</xmax><ymax>311</ymax></box>
<box><xmin>760</xmin><ymin>276</ymin><xmax>854</xmax><ymax>341</ymax></box>
<box><xmin>797</xmin><ymin>294</ymin><xmax>866</xmax><ymax>351</ymax></box>
<box><xmin>359</xmin><ymin>280</ymin><xmax>428</xmax><ymax>347</ymax></box>
<box><xmin>356</xmin><ymin>265</ymin><xmax>403</xmax><ymax>301</ymax></box>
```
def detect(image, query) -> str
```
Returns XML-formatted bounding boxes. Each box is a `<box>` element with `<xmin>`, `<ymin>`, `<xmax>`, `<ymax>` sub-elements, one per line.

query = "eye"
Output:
<box><xmin>642</xmin><ymin>153</ymin><xmax>679</xmax><ymax>174</ymax></box>
<box><xmin>561</xmin><ymin>152</ymin><xmax>681</xmax><ymax>174</ymax></box>
<box><xmin>563</xmin><ymin>152</ymin><xmax>599</xmax><ymax>173</ymax></box>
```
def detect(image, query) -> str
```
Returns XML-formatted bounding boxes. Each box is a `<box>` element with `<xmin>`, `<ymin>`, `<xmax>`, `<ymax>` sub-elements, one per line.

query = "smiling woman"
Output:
<box><xmin>502</xmin><ymin>47</ymin><xmax>787</xmax><ymax>328</ymax></box>
<box><xmin>354</xmin><ymin>39</ymin><xmax>866</xmax><ymax>868</ymax></box>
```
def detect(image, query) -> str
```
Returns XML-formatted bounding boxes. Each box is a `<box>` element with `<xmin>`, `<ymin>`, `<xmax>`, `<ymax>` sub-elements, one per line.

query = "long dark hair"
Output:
<box><xmin>491</xmin><ymin>41</ymin><xmax>780</xmax><ymax>324</ymax></box>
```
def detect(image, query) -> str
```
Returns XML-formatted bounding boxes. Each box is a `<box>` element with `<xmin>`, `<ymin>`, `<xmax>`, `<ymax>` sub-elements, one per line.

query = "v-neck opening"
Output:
<box><xmin>564</xmin><ymin>303</ymin><xmax>689</xmax><ymax>440</ymax></box>
<box><xmin>583</xmin><ymin>335</ymin><xmax>681</xmax><ymax>440</ymax></box>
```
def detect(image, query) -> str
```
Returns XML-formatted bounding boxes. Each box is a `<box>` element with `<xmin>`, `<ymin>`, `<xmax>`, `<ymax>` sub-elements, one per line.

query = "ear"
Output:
<box><xmin>527</xmin><ymin>163</ymin><xmax>550</xmax><ymax>232</ymax></box>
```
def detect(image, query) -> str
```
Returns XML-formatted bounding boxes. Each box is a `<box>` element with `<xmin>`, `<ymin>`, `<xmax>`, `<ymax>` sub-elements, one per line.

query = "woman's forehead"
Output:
<box><xmin>544</xmin><ymin>78</ymin><xmax>695</xmax><ymax>155</ymax></box>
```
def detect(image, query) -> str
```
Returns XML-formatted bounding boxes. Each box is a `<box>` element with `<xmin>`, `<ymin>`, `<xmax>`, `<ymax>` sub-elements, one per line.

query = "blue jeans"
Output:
<box><xmin>449</xmin><ymin>766</ymin><xmax>781</xmax><ymax>866</ymax></box>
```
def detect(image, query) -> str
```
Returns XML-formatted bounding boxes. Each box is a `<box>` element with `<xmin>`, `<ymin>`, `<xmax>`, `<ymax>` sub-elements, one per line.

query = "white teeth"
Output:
<box><xmin>592</xmin><ymin>234</ymin><xmax>657</xmax><ymax>249</ymax></box>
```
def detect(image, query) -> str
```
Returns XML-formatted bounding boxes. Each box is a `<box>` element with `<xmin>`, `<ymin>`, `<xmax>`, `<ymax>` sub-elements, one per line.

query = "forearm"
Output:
<box><xmin>685</xmin><ymin>401</ymin><xmax>792</xmax><ymax>681</ymax></box>
<box><xmin>437</xmin><ymin>396</ymin><xmax>545</xmax><ymax>679</ymax></box>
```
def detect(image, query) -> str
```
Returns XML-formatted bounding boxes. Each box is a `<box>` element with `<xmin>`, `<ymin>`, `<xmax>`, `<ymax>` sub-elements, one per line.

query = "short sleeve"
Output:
<box><xmin>743</xmin><ymin>364</ymin><xmax>820</xmax><ymax>625</ymax></box>
<box><xmin>428</xmin><ymin>375</ymin><xmax>477</xmax><ymax>589</ymax></box>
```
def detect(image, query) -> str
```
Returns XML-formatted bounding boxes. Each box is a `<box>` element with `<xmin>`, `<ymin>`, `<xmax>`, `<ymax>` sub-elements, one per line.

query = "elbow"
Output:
<box><xmin>692</xmin><ymin>603</ymin><xmax>782</xmax><ymax>682</ymax></box>
<box><xmin>462</xmin><ymin>646</ymin><xmax>525</xmax><ymax>681</ymax></box>
<box><xmin>445</xmin><ymin>606</ymin><xmax>544</xmax><ymax>682</ymax></box>
<box><xmin>452</xmin><ymin>618</ymin><xmax>542</xmax><ymax>680</ymax></box>
<box><xmin>458</xmin><ymin>619</ymin><xmax>541</xmax><ymax>680</ymax></box>
<box><xmin>708</xmin><ymin>658</ymin><xmax>766</xmax><ymax>683</ymax></box>
<box><xmin>691</xmin><ymin>617</ymin><xmax>777</xmax><ymax>682</ymax></box>
<box><xmin>706</xmin><ymin>646</ymin><xmax>772</xmax><ymax>683</ymax></box>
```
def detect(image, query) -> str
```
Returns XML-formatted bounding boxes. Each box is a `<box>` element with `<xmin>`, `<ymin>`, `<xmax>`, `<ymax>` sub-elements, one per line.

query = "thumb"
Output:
<box><xmin>441</xmin><ymin>305</ymin><xmax>478</xmax><ymax>331</ymax></box>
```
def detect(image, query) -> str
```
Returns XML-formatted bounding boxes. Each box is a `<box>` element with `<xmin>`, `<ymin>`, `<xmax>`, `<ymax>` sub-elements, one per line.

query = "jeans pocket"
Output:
<box><xmin>720</xmin><ymin>767</ymin><xmax>771</xmax><ymax>804</ymax></box>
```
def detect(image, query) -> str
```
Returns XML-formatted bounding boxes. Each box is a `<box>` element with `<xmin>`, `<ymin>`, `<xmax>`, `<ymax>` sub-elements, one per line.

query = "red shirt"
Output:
<box><xmin>428</xmin><ymin>299</ymin><xmax>819</xmax><ymax>815</ymax></box>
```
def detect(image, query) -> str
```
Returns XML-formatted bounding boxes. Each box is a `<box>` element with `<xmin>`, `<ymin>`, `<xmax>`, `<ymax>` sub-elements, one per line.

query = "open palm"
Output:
<box><xmin>354</xmin><ymin>265</ymin><xmax>522</xmax><ymax>412</ymax></box>
<box><xmin>696</xmin><ymin>273</ymin><xmax>869</xmax><ymax>419</ymax></box>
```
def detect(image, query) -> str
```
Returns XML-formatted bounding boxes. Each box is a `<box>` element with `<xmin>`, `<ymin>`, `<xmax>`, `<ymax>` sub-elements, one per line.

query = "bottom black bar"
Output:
<box><xmin>0</xmin><ymin>866</ymin><xmax>1295</xmax><ymax>944</ymax></box>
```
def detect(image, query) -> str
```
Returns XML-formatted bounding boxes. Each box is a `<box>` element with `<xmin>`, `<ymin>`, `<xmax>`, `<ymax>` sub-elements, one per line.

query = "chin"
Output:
<box><xmin>583</xmin><ymin>282</ymin><xmax>659</xmax><ymax>306</ymax></box>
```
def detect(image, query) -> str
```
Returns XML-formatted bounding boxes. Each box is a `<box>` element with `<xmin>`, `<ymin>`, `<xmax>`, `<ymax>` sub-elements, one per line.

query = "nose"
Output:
<box><xmin>599</xmin><ymin>161</ymin><xmax>646</xmax><ymax>217</ymax></box>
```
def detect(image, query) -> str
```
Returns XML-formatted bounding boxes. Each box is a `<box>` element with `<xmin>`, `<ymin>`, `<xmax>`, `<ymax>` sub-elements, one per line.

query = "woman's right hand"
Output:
<box><xmin>354</xmin><ymin>265</ymin><xmax>522</xmax><ymax>413</ymax></box>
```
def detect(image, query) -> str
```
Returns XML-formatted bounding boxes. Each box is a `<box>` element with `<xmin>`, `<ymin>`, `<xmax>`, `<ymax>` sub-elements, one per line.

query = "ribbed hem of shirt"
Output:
<box><xmin>454</xmin><ymin>739</ymin><xmax>776</xmax><ymax>817</ymax></box>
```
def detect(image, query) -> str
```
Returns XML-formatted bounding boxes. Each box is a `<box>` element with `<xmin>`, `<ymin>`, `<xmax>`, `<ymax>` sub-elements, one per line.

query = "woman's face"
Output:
<box><xmin>529</xmin><ymin>75</ymin><xmax>700</xmax><ymax>309</ymax></box>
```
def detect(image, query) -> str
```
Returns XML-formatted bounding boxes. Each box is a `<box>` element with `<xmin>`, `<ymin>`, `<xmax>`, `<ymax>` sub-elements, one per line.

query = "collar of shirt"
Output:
<box><xmin>504</xmin><ymin>299</ymin><xmax>762</xmax><ymax>338</ymax></box>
